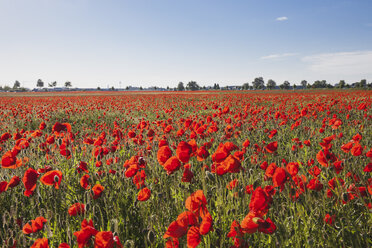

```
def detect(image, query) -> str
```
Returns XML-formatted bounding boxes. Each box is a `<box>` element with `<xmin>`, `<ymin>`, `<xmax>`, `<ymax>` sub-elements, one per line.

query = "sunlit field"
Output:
<box><xmin>0</xmin><ymin>90</ymin><xmax>371</xmax><ymax>248</ymax></box>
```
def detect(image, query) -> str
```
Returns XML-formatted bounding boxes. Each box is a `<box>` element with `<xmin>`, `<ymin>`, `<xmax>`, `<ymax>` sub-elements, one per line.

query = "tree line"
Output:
<box><xmin>1</xmin><ymin>78</ymin><xmax>371</xmax><ymax>92</ymax></box>
<box><xmin>176</xmin><ymin>78</ymin><xmax>371</xmax><ymax>91</ymax></box>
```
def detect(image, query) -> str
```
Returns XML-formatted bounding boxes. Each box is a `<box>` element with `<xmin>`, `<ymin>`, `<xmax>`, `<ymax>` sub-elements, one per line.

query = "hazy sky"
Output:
<box><xmin>1</xmin><ymin>0</ymin><xmax>372</xmax><ymax>88</ymax></box>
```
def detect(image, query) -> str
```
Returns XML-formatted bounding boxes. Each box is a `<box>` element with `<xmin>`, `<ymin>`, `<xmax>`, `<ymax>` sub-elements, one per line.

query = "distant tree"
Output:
<box><xmin>313</xmin><ymin>80</ymin><xmax>327</xmax><ymax>88</ymax></box>
<box><xmin>242</xmin><ymin>83</ymin><xmax>250</xmax><ymax>90</ymax></box>
<box><xmin>338</xmin><ymin>80</ymin><xmax>346</xmax><ymax>88</ymax></box>
<box><xmin>166</xmin><ymin>86</ymin><xmax>170</xmax><ymax>90</ymax></box>
<box><xmin>97</xmin><ymin>86</ymin><xmax>101</xmax><ymax>90</ymax></box>
<box><xmin>216</xmin><ymin>83</ymin><xmax>220</xmax><ymax>90</ymax></box>
<box><xmin>360</xmin><ymin>79</ymin><xmax>367</xmax><ymax>88</ymax></box>
<box><xmin>111</xmin><ymin>86</ymin><xmax>115</xmax><ymax>91</ymax></box>
<box><xmin>3</xmin><ymin>85</ymin><xmax>11</xmax><ymax>91</ymax></box>
<box><xmin>65</xmin><ymin>81</ymin><xmax>72</xmax><ymax>88</ymax></box>
<box><xmin>293</xmin><ymin>84</ymin><xmax>297</xmax><ymax>90</ymax></box>
<box><xmin>252</xmin><ymin>77</ymin><xmax>265</xmax><ymax>89</ymax></box>
<box><xmin>266</xmin><ymin>79</ymin><xmax>276</xmax><ymax>90</ymax></box>
<box><xmin>52</xmin><ymin>81</ymin><xmax>57</xmax><ymax>87</ymax></box>
<box><xmin>187</xmin><ymin>81</ymin><xmax>200</xmax><ymax>91</ymax></box>
<box><xmin>280</xmin><ymin>81</ymin><xmax>290</xmax><ymax>89</ymax></box>
<box><xmin>13</xmin><ymin>80</ymin><xmax>21</xmax><ymax>89</ymax></box>
<box><xmin>177</xmin><ymin>82</ymin><xmax>185</xmax><ymax>91</ymax></box>
<box><xmin>48</xmin><ymin>82</ymin><xmax>53</xmax><ymax>88</ymax></box>
<box><xmin>37</xmin><ymin>79</ymin><xmax>44</xmax><ymax>88</ymax></box>
<box><xmin>140</xmin><ymin>86</ymin><xmax>143</xmax><ymax>90</ymax></box>
<box><xmin>125</xmin><ymin>86</ymin><xmax>129</xmax><ymax>90</ymax></box>
<box><xmin>301</xmin><ymin>80</ymin><xmax>307</xmax><ymax>89</ymax></box>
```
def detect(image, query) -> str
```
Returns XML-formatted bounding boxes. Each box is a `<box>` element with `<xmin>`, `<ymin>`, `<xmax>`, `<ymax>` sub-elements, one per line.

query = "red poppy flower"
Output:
<box><xmin>31</xmin><ymin>238</ymin><xmax>49</xmax><ymax>248</ymax></box>
<box><xmin>199</xmin><ymin>211</ymin><xmax>213</xmax><ymax>235</ymax></box>
<box><xmin>23</xmin><ymin>216</ymin><xmax>47</xmax><ymax>234</ymax></box>
<box><xmin>352</xmin><ymin>133</ymin><xmax>362</xmax><ymax>142</ymax></box>
<box><xmin>53</xmin><ymin>122</ymin><xmax>71</xmax><ymax>134</ymax></box>
<box><xmin>249</xmin><ymin>187</ymin><xmax>272</xmax><ymax>216</ymax></box>
<box><xmin>242</xmin><ymin>139</ymin><xmax>250</xmax><ymax>147</ymax></box>
<box><xmin>240</xmin><ymin>211</ymin><xmax>259</xmax><ymax>234</ymax></box>
<box><xmin>227</xmin><ymin>220</ymin><xmax>243</xmax><ymax>238</ymax></box>
<box><xmin>324</xmin><ymin>214</ymin><xmax>335</xmax><ymax>226</ymax></box>
<box><xmin>176</xmin><ymin>141</ymin><xmax>193</xmax><ymax>163</ymax></box>
<box><xmin>22</xmin><ymin>168</ymin><xmax>39</xmax><ymax>197</ymax></box>
<box><xmin>265</xmin><ymin>163</ymin><xmax>277</xmax><ymax>178</ymax></box>
<box><xmin>0</xmin><ymin>181</ymin><xmax>7</xmax><ymax>194</ymax></box>
<box><xmin>341</xmin><ymin>141</ymin><xmax>354</xmax><ymax>153</ymax></box>
<box><xmin>74</xmin><ymin>219</ymin><xmax>98</xmax><ymax>248</ymax></box>
<box><xmin>316</xmin><ymin>149</ymin><xmax>337</xmax><ymax>167</ymax></box>
<box><xmin>241</xmin><ymin>211</ymin><xmax>276</xmax><ymax>234</ymax></box>
<box><xmin>94</xmin><ymin>231</ymin><xmax>118</xmax><ymax>248</ymax></box>
<box><xmin>265</xmin><ymin>141</ymin><xmax>278</xmax><ymax>153</ymax></box>
<box><xmin>286</xmin><ymin>162</ymin><xmax>299</xmax><ymax>177</ymax></box>
<box><xmin>77</xmin><ymin>161</ymin><xmax>89</xmax><ymax>173</ymax></box>
<box><xmin>133</xmin><ymin>170</ymin><xmax>146</xmax><ymax>189</ymax></box>
<box><xmin>187</xmin><ymin>226</ymin><xmax>201</xmax><ymax>248</ymax></box>
<box><xmin>227</xmin><ymin>179</ymin><xmax>239</xmax><ymax>190</ymax></box>
<box><xmin>268</xmin><ymin>129</ymin><xmax>277</xmax><ymax>139</ymax></box>
<box><xmin>350</xmin><ymin>142</ymin><xmax>363</xmax><ymax>156</ymax></box>
<box><xmin>164</xmin><ymin>221</ymin><xmax>188</xmax><ymax>239</ymax></box>
<box><xmin>92</xmin><ymin>184</ymin><xmax>104</xmax><ymax>199</ymax></box>
<box><xmin>364</xmin><ymin>163</ymin><xmax>372</xmax><ymax>173</ymax></box>
<box><xmin>163</xmin><ymin>156</ymin><xmax>182</xmax><ymax>175</ymax></box>
<box><xmin>0</xmin><ymin>132</ymin><xmax>11</xmax><ymax>141</ymax></box>
<box><xmin>272</xmin><ymin>167</ymin><xmax>287</xmax><ymax>188</ymax></box>
<box><xmin>216</xmin><ymin>155</ymin><xmax>242</xmax><ymax>175</ymax></box>
<box><xmin>125</xmin><ymin>163</ymin><xmax>139</xmax><ymax>178</ymax></box>
<box><xmin>307</xmin><ymin>178</ymin><xmax>323</xmax><ymax>191</ymax></box>
<box><xmin>68</xmin><ymin>203</ymin><xmax>85</xmax><ymax>216</ymax></box>
<box><xmin>1</xmin><ymin>148</ymin><xmax>22</xmax><ymax>169</ymax></box>
<box><xmin>196</xmin><ymin>146</ymin><xmax>209</xmax><ymax>161</ymax></box>
<box><xmin>157</xmin><ymin>146</ymin><xmax>173</xmax><ymax>165</ymax></box>
<box><xmin>40</xmin><ymin>170</ymin><xmax>62</xmax><ymax>189</ymax></box>
<box><xmin>182</xmin><ymin>165</ymin><xmax>194</xmax><ymax>183</ymax></box>
<box><xmin>185</xmin><ymin>190</ymin><xmax>207</xmax><ymax>216</ymax></box>
<box><xmin>165</xmin><ymin>238</ymin><xmax>179</xmax><ymax>248</ymax></box>
<box><xmin>58</xmin><ymin>243</ymin><xmax>70</xmax><ymax>248</ymax></box>
<box><xmin>137</xmin><ymin>187</ymin><xmax>151</xmax><ymax>201</ymax></box>
<box><xmin>80</xmin><ymin>174</ymin><xmax>90</xmax><ymax>189</ymax></box>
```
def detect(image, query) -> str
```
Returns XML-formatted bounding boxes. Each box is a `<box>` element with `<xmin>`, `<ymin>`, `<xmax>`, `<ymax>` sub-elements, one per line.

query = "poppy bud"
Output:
<box><xmin>253</xmin><ymin>179</ymin><xmax>260</xmax><ymax>189</ymax></box>
<box><xmin>147</xmin><ymin>230</ymin><xmax>155</xmax><ymax>244</ymax></box>
<box><xmin>124</xmin><ymin>240</ymin><xmax>135</xmax><ymax>248</ymax></box>
<box><xmin>138</xmin><ymin>157</ymin><xmax>145</xmax><ymax>165</ymax></box>
<box><xmin>342</xmin><ymin>192</ymin><xmax>349</xmax><ymax>202</ymax></box>
<box><xmin>54</xmin><ymin>175</ymin><xmax>59</xmax><ymax>183</ymax></box>
<box><xmin>205</xmin><ymin>171</ymin><xmax>215</xmax><ymax>181</ymax></box>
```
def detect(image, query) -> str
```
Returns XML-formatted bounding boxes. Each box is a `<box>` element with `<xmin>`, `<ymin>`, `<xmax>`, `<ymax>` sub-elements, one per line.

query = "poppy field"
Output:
<box><xmin>0</xmin><ymin>90</ymin><xmax>371</xmax><ymax>248</ymax></box>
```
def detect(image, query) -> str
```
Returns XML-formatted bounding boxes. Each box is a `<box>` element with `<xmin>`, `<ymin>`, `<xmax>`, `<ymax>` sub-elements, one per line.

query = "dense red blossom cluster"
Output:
<box><xmin>0</xmin><ymin>90</ymin><xmax>371</xmax><ymax>247</ymax></box>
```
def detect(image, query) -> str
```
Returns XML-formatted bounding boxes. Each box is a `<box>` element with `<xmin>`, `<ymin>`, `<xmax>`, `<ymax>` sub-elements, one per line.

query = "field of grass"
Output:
<box><xmin>0</xmin><ymin>90</ymin><xmax>371</xmax><ymax>247</ymax></box>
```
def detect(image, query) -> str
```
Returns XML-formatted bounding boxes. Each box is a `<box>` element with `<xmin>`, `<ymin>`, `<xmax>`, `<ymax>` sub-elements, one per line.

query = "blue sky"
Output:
<box><xmin>1</xmin><ymin>0</ymin><xmax>372</xmax><ymax>88</ymax></box>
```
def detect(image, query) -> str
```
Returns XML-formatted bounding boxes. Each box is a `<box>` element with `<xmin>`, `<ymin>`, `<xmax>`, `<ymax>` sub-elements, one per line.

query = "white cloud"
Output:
<box><xmin>260</xmin><ymin>53</ymin><xmax>298</xmax><ymax>60</ymax></box>
<box><xmin>302</xmin><ymin>51</ymin><xmax>372</xmax><ymax>75</ymax></box>
<box><xmin>276</xmin><ymin>16</ymin><xmax>288</xmax><ymax>21</ymax></box>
